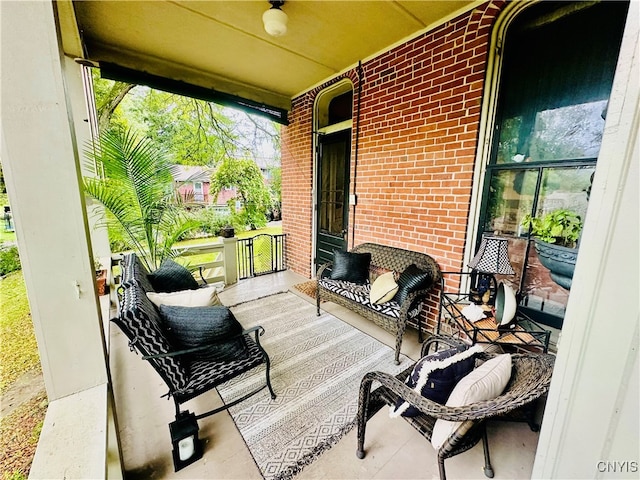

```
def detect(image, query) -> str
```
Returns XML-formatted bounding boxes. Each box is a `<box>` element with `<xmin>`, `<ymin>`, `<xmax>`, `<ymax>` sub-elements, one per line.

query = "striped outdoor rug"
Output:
<box><xmin>220</xmin><ymin>292</ymin><xmax>409</xmax><ymax>480</ymax></box>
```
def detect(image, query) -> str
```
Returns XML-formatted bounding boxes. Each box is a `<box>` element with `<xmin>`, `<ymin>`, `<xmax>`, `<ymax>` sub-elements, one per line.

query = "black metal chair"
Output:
<box><xmin>355</xmin><ymin>335</ymin><xmax>554</xmax><ymax>480</ymax></box>
<box><xmin>112</xmin><ymin>253</ymin><xmax>276</xmax><ymax>421</ymax></box>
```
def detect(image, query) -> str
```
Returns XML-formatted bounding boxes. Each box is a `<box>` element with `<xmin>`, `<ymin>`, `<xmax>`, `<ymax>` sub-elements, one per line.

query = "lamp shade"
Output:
<box><xmin>468</xmin><ymin>236</ymin><xmax>515</xmax><ymax>275</ymax></box>
<box><xmin>263</xmin><ymin>6</ymin><xmax>288</xmax><ymax>37</ymax></box>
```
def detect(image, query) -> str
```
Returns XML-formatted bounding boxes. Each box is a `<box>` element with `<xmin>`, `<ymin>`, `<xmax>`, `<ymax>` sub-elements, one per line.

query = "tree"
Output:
<box><xmin>210</xmin><ymin>158</ymin><xmax>271</xmax><ymax>230</ymax></box>
<box><xmin>92</xmin><ymin>70</ymin><xmax>136</xmax><ymax>133</ymax></box>
<box><xmin>129</xmin><ymin>90</ymin><xmax>280</xmax><ymax>168</ymax></box>
<box><xmin>83</xmin><ymin>128</ymin><xmax>199</xmax><ymax>270</ymax></box>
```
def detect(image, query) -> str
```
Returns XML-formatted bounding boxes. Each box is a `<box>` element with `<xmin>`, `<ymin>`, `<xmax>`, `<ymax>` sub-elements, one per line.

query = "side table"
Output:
<box><xmin>438</xmin><ymin>274</ymin><xmax>551</xmax><ymax>353</ymax></box>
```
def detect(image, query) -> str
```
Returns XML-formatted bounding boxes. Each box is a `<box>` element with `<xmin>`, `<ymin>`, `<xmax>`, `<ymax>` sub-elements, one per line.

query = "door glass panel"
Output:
<box><xmin>319</xmin><ymin>140</ymin><xmax>346</xmax><ymax>236</ymax></box>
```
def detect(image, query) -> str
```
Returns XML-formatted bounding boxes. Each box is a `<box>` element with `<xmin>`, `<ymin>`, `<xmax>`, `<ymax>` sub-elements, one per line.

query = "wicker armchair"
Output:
<box><xmin>355</xmin><ymin>335</ymin><xmax>555</xmax><ymax>480</ymax></box>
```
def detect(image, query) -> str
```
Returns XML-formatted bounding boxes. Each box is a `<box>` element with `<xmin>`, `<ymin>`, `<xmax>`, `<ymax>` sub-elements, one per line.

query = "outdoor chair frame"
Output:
<box><xmin>355</xmin><ymin>335</ymin><xmax>554</xmax><ymax>480</ymax></box>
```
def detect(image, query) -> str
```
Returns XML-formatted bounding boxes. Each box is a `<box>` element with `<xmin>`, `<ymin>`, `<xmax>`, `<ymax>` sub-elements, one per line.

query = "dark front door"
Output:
<box><xmin>315</xmin><ymin>130</ymin><xmax>351</xmax><ymax>269</ymax></box>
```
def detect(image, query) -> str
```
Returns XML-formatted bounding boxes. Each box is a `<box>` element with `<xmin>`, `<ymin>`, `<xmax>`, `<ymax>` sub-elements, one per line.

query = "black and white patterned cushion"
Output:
<box><xmin>318</xmin><ymin>278</ymin><xmax>422</xmax><ymax>319</ymax></box>
<box><xmin>113</xmin><ymin>281</ymin><xmax>189</xmax><ymax>391</ymax></box>
<box><xmin>176</xmin><ymin>336</ymin><xmax>264</xmax><ymax>402</ymax></box>
<box><xmin>120</xmin><ymin>253</ymin><xmax>156</xmax><ymax>293</ymax></box>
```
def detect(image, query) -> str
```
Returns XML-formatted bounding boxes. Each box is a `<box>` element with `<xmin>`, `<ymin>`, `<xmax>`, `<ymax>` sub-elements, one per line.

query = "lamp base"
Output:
<box><xmin>469</xmin><ymin>272</ymin><xmax>497</xmax><ymax>306</ymax></box>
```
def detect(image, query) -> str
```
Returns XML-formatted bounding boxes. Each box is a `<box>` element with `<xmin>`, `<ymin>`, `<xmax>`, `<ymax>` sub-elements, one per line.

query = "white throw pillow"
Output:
<box><xmin>431</xmin><ymin>353</ymin><xmax>512</xmax><ymax>450</ymax></box>
<box><xmin>369</xmin><ymin>271</ymin><xmax>399</xmax><ymax>304</ymax></box>
<box><xmin>146</xmin><ymin>285</ymin><xmax>222</xmax><ymax>307</ymax></box>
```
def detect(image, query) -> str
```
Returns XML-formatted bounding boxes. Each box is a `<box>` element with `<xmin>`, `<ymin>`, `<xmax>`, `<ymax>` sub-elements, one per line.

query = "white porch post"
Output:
<box><xmin>0</xmin><ymin>1</ymin><xmax>120</xmax><ymax>478</ymax></box>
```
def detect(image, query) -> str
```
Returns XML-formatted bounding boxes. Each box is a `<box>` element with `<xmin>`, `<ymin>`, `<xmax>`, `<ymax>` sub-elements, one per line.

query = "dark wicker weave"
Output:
<box><xmin>316</xmin><ymin>243</ymin><xmax>441</xmax><ymax>364</ymax></box>
<box><xmin>356</xmin><ymin>335</ymin><xmax>555</xmax><ymax>480</ymax></box>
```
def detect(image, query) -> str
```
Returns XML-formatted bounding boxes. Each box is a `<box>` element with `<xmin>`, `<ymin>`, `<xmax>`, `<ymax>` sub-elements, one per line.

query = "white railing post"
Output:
<box><xmin>222</xmin><ymin>237</ymin><xmax>238</xmax><ymax>285</ymax></box>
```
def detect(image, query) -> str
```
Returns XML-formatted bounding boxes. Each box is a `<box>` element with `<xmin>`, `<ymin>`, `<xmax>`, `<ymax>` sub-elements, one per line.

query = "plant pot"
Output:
<box><xmin>533</xmin><ymin>238</ymin><xmax>577</xmax><ymax>290</ymax></box>
<box><xmin>96</xmin><ymin>269</ymin><xmax>108</xmax><ymax>296</ymax></box>
<box><xmin>220</xmin><ymin>226</ymin><xmax>235</xmax><ymax>238</ymax></box>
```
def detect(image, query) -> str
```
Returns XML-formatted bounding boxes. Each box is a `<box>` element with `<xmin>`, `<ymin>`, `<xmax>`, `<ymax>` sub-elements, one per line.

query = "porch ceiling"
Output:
<box><xmin>57</xmin><ymin>0</ymin><xmax>478</xmax><ymax>112</ymax></box>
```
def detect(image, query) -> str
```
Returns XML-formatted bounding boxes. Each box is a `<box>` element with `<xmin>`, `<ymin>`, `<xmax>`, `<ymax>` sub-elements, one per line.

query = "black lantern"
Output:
<box><xmin>169</xmin><ymin>411</ymin><xmax>203</xmax><ymax>471</ymax></box>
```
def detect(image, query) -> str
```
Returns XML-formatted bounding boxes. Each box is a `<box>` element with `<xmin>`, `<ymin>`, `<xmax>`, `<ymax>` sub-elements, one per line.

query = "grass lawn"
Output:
<box><xmin>0</xmin><ymin>271</ymin><xmax>40</xmax><ymax>395</ymax></box>
<box><xmin>0</xmin><ymin>270</ymin><xmax>43</xmax><ymax>480</ymax></box>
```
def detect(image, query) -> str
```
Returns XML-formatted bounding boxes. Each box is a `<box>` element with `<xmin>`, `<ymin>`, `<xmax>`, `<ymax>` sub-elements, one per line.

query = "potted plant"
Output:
<box><xmin>94</xmin><ymin>258</ymin><xmax>108</xmax><ymax>296</ymax></box>
<box><xmin>521</xmin><ymin>209</ymin><xmax>583</xmax><ymax>290</ymax></box>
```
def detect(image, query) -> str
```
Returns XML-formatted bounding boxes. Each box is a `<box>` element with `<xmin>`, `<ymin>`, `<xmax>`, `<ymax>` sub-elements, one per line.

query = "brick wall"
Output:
<box><xmin>281</xmin><ymin>1</ymin><xmax>504</xmax><ymax>333</ymax></box>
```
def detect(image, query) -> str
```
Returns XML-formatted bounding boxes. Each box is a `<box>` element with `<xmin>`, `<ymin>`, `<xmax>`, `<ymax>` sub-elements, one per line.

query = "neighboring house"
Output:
<box><xmin>172</xmin><ymin>164</ymin><xmax>244</xmax><ymax>209</ymax></box>
<box><xmin>172</xmin><ymin>165</ymin><xmax>213</xmax><ymax>204</ymax></box>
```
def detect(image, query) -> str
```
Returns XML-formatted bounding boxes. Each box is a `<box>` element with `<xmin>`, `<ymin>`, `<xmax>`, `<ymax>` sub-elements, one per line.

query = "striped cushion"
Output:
<box><xmin>318</xmin><ymin>278</ymin><xmax>422</xmax><ymax>319</ymax></box>
<box><xmin>120</xmin><ymin>253</ymin><xmax>155</xmax><ymax>293</ymax></box>
<box><xmin>113</xmin><ymin>281</ymin><xmax>189</xmax><ymax>391</ymax></box>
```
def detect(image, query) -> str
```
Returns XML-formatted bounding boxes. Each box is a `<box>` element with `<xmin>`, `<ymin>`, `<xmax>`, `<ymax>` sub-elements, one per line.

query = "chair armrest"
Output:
<box><xmin>360</xmin><ymin>352</ymin><xmax>555</xmax><ymax>422</ymax></box>
<box><xmin>420</xmin><ymin>334</ymin><xmax>468</xmax><ymax>357</ymax></box>
<box><xmin>142</xmin><ymin>325</ymin><xmax>267</xmax><ymax>360</ymax></box>
<box><xmin>316</xmin><ymin>262</ymin><xmax>333</xmax><ymax>280</ymax></box>
<box><xmin>398</xmin><ymin>288</ymin><xmax>431</xmax><ymax>319</ymax></box>
<box><xmin>360</xmin><ymin>370</ymin><xmax>487</xmax><ymax>422</ymax></box>
<box><xmin>197</xmin><ymin>266</ymin><xmax>208</xmax><ymax>285</ymax></box>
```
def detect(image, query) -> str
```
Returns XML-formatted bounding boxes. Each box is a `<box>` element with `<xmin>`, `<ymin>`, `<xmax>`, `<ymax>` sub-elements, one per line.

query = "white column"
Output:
<box><xmin>0</xmin><ymin>1</ymin><xmax>119</xmax><ymax>477</ymax></box>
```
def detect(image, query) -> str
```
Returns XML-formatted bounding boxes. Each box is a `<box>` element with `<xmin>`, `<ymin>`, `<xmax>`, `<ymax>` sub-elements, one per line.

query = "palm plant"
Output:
<box><xmin>83</xmin><ymin>128</ymin><xmax>199</xmax><ymax>271</ymax></box>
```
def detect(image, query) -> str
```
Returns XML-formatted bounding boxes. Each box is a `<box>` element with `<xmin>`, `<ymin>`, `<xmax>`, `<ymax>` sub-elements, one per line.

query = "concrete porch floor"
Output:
<box><xmin>109</xmin><ymin>270</ymin><xmax>544</xmax><ymax>480</ymax></box>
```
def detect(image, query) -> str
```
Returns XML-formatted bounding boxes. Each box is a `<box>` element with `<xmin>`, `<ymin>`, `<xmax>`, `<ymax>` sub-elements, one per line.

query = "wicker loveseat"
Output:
<box><xmin>316</xmin><ymin>243</ymin><xmax>441</xmax><ymax>364</ymax></box>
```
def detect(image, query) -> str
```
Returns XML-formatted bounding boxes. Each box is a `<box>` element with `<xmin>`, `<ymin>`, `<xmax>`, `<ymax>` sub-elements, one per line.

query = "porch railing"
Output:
<box><xmin>172</xmin><ymin>233</ymin><xmax>287</xmax><ymax>285</ymax></box>
<box><xmin>236</xmin><ymin>233</ymin><xmax>286</xmax><ymax>280</ymax></box>
<box><xmin>172</xmin><ymin>237</ymin><xmax>238</xmax><ymax>286</ymax></box>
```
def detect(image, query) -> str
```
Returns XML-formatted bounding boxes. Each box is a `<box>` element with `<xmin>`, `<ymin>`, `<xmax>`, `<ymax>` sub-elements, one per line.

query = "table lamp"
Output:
<box><xmin>468</xmin><ymin>236</ymin><xmax>515</xmax><ymax>309</ymax></box>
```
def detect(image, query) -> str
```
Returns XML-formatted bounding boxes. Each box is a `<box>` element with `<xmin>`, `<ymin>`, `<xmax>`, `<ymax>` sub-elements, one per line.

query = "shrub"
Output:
<box><xmin>0</xmin><ymin>245</ymin><xmax>21</xmax><ymax>276</ymax></box>
<box><xmin>180</xmin><ymin>207</ymin><xmax>235</xmax><ymax>239</ymax></box>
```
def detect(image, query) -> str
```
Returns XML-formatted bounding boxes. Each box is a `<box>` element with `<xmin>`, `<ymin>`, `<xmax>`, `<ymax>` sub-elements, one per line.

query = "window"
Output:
<box><xmin>478</xmin><ymin>1</ymin><xmax>628</xmax><ymax>327</ymax></box>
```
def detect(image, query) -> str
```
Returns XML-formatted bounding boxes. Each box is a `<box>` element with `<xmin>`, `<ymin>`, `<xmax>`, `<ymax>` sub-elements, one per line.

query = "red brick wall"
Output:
<box><xmin>282</xmin><ymin>2</ymin><xmax>504</xmax><ymax>331</ymax></box>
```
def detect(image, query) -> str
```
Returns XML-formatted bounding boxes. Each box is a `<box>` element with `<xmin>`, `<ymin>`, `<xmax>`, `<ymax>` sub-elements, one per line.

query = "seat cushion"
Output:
<box><xmin>318</xmin><ymin>278</ymin><xmax>422</xmax><ymax>319</ymax></box>
<box><xmin>390</xmin><ymin>344</ymin><xmax>482</xmax><ymax>417</ymax></box>
<box><xmin>431</xmin><ymin>353</ymin><xmax>512</xmax><ymax>450</ymax></box>
<box><xmin>330</xmin><ymin>250</ymin><xmax>371</xmax><ymax>285</ymax></box>
<box><xmin>159</xmin><ymin>305</ymin><xmax>247</xmax><ymax>361</ymax></box>
<box><xmin>148</xmin><ymin>259</ymin><xmax>200</xmax><ymax>293</ymax></box>
<box><xmin>175</xmin><ymin>335</ymin><xmax>265</xmax><ymax>403</ymax></box>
